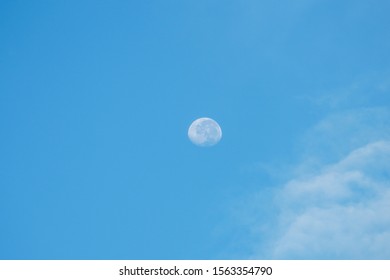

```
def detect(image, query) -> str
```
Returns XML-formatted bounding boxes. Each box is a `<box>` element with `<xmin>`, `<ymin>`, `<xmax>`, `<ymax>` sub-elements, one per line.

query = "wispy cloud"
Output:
<box><xmin>271</xmin><ymin>140</ymin><xmax>390</xmax><ymax>259</ymax></box>
<box><xmin>299</xmin><ymin>73</ymin><xmax>390</xmax><ymax>110</ymax></box>
<box><xmin>299</xmin><ymin>107</ymin><xmax>390</xmax><ymax>166</ymax></box>
<box><xmin>239</xmin><ymin>105</ymin><xmax>390</xmax><ymax>259</ymax></box>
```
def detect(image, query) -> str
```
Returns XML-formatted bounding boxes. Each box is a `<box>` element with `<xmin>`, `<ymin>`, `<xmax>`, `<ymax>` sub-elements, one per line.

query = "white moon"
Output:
<box><xmin>188</xmin><ymin>117</ymin><xmax>222</xmax><ymax>147</ymax></box>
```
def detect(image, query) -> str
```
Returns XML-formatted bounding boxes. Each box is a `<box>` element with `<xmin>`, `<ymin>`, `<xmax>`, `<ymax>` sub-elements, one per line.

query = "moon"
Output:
<box><xmin>188</xmin><ymin>117</ymin><xmax>222</xmax><ymax>147</ymax></box>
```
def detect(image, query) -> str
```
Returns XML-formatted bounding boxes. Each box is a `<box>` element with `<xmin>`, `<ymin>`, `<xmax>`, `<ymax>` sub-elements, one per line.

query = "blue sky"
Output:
<box><xmin>1</xmin><ymin>0</ymin><xmax>389</xmax><ymax>259</ymax></box>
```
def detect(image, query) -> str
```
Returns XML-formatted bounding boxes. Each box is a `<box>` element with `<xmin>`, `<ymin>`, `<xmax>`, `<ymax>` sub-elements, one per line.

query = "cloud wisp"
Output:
<box><xmin>271</xmin><ymin>140</ymin><xmax>390</xmax><ymax>259</ymax></box>
<box><xmin>241</xmin><ymin>106</ymin><xmax>390</xmax><ymax>259</ymax></box>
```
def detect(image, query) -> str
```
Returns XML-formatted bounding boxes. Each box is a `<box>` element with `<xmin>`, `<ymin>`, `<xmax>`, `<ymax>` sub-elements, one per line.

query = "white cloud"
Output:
<box><xmin>241</xmin><ymin>106</ymin><xmax>390</xmax><ymax>259</ymax></box>
<box><xmin>271</xmin><ymin>140</ymin><xmax>390</xmax><ymax>259</ymax></box>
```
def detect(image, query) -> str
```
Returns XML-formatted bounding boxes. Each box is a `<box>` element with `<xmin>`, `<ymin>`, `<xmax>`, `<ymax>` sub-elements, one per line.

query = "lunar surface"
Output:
<box><xmin>188</xmin><ymin>117</ymin><xmax>222</xmax><ymax>147</ymax></box>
